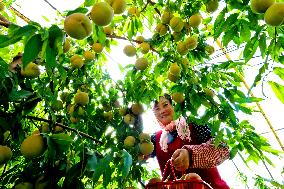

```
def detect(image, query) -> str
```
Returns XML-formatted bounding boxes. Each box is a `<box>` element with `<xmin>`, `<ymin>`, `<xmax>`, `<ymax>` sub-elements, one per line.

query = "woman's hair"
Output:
<box><xmin>153</xmin><ymin>93</ymin><xmax>172</xmax><ymax>108</ymax></box>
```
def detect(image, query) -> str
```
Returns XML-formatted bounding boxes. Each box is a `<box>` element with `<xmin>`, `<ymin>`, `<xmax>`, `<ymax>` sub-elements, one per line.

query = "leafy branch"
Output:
<box><xmin>25</xmin><ymin>115</ymin><xmax>103</xmax><ymax>144</ymax></box>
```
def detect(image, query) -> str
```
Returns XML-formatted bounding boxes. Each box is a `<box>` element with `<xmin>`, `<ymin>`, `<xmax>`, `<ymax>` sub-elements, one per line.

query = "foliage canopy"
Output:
<box><xmin>0</xmin><ymin>0</ymin><xmax>284</xmax><ymax>188</ymax></box>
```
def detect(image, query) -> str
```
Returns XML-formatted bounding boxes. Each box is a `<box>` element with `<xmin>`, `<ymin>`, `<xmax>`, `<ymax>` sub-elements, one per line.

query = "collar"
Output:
<box><xmin>158</xmin><ymin>116</ymin><xmax>191</xmax><ymax>152</ymax></box>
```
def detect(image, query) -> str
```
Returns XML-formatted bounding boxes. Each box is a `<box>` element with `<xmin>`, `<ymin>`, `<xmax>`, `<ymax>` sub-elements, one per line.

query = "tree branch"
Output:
<box><xmin>25</xmin><ymin>115</ymin><xmax>103</xmax><ymax>144</ymax></box>
<box><xmin>107</xmin><ymin>34</ymin><xmax>134</xmax><ymax>41</ymax></box>
<box><xmin>0</xmin><ymin>14</ymin><xmax>10</xmax><ymax>27</ymax></box>
<box><xmin>140</xmin><ymin>1</ymin><xmax>150</xmax><ymax>14</ymax></box>
<box><xmin>9</xmin><ymin>6</ymin><xmax>31</xmax><ymax>23</ymax></box>
<box><xmin>139</xmin><ymin>179</ymin><xmax>146</xmax><ymax>188</ymax></box>
<box><xmin>107</xmin><ymin>34</ymin><xmax>159</xmax><ymax>53</ymax></box>
<box><xmin>147</xmin><ymin>0</ymin><xmax>161</xmax><ymax>16</ymax></box>
<box><xmin>0</xmin><ymin>20</ymin><xmax>9</xmax><ymax>27</ymax></box>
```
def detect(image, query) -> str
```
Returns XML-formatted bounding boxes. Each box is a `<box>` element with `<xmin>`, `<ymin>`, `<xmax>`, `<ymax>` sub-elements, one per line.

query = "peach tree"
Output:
<box><xmin>0</xmin><ymin>0</ymin><xmax>284</xmax><ymax>188</ymax></box>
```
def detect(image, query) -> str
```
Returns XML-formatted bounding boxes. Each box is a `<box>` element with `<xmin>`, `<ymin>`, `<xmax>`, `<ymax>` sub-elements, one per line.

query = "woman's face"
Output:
<box><xmin>153</xmin><ymin>96</ymin><xmax>174</xmax><ymax>125</ymax></box>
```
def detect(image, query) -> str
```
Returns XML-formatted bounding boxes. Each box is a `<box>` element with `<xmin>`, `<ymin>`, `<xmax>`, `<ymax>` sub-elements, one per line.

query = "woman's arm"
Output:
<box><xmin>172</xmin><ymin>124</ymin><xmax>230</xmax><ymax>170</ymax></box>
<box><xmin>172</xmin><ymin>140</ymin><xmax>229</xmax><ymax>171</ymax></box>
<box><xmin>182</xmin><ymin>138</ymin><xmax>230</xmax><ymax>169</ymax></box>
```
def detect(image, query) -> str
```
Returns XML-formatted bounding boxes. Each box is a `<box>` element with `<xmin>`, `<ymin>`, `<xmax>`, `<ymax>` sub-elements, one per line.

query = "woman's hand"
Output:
<box><xmin>171</xmin><ymin>149</ymin><xmax>190</xmax><ymax>171</ymax></box>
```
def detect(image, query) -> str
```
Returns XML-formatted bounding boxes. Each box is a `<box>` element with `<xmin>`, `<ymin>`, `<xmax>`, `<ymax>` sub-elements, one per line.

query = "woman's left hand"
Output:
<box><xmin>171</xmin><ymin>149</ymin><xmax>190</xmax><ymax>171</ymax></box>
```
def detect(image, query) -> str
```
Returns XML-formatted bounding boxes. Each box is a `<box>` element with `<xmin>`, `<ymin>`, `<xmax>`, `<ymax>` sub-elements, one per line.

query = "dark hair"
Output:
<box><xmin>153</xmin><ymin>93</ymin><xmax>172</xmax><ymax>108</ymax></box>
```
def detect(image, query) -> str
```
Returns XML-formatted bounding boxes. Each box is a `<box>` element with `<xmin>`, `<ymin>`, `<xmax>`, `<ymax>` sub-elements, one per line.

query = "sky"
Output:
<box><xmin>6</xmin><ymin>0</ymin><xmax>284</xmax><ymax>188</ymax></box>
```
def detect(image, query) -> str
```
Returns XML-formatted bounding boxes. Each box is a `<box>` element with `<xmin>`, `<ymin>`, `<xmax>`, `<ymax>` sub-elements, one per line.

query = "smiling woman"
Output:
<box><xmin>149</xmin><ymin>94</ymin><xmax>230</xmax><ymax>189</ymax></box>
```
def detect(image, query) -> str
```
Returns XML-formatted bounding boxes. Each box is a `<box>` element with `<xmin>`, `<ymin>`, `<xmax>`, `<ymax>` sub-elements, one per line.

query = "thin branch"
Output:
<box><xmin>9</xmin><ymin>6</ymin><xmax>31</xmax><ymax>23</ymax></box>
<box><xmin>81</xmin><ymin>139</ymin><xmax>85</xmax><ymax>177</ymax></box>
<box><xmin>148</xmin><ymin>0</ymin><xmax>161</xmax><ymax>16</ymax></box>
<box><xmin>140</xmin><ymin>1</ymin><xmax>150</xmax><ymax>13</ymax></box>
<box><xmin>25</xmin><ymin>115</ymin><xmax>103</xmax><ymax>144</ymax></box>
<box><xmin>107</xmin><ymin>34</ymin><xmax>141</xmax><ymax>43</ymax></box>
<box><xmin>0</xmin><ymin>20</ymin><xmax>9</xmax><ymax>27</ymax></box>
<box><xmin>107</xmin><ymin>34</ymin><xmax>159</xmax><ymax>53</ymax></box>
<box><xmin>139</xmin><ymin>179</ymin><xmax>146</xmax><ymax>188</ymax></box>
<box><xmin>0</xmin><ymin>14</ymin><xmax>10</xmax><ymax>27</ymax></box>
<box><xmin>139</xmin><ymin>0</ymin><xmax>160</xmax><ymax>16</ymax></box>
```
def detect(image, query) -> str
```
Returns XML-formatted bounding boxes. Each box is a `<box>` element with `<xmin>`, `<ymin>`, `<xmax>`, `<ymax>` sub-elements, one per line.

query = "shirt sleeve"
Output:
<box><xmin>184</xmin><ymin>123</ymin><xmax>229</xmax><ymax>169</ymax></box>
<box><xmin>150</xmin><ymin>134</ymin><xmax>156</xmax><ymax>157</ymax></box>
<box><xmin>183</xmin><ymin>138</ymin><xmax>230</xmax><ymax>169</ymax></box>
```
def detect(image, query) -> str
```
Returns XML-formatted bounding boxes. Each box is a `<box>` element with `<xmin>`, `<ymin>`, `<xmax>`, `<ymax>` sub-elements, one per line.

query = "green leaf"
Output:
<box><xmin>92</xmin><ymin>25</ymin><xmax>99</xmax><ymax>43</ymax></box>
<box><xmin>42</xmin><ymin>15</ymin><xmax>50</xmax><ymax>22</ymax></box>
<box><xmin>7</xmin><ymin>24</ymin><xmax>22</xmax><ymax>36</ymax></box>
<box><xmin>0</xmin><ymin>25</ymin><xmax>38</xmax><ymax>48</ymax></box>
<box><xmin>50</xmin><ymin>133</ymin><xmax>73</xmax><ymax>152</ymax></box>
<box><xmin>22</xmin><ymin>34</ymin><xmax>43</xmax><ymax>68</ymax></box>
<box><xmin>234</xmin><ymin>97</ymin><xmax>263</xmax><ymax>103</ymax></box>
<box><xmin>12</xmin><ymin>24</ymin><xmax>38</xmax><ymax>37</ymax></box>
<box><xmin>259</xmin><ymin>33</ymin><xmax>266</xmax><ymax>58</ymax></box>
<box><xmin>234</xmin><ymin>104</ymin><xmax>252</xmax><ymax>114</ymax></box>
<box><xmin>222</xmin><ymin>26</ymin><xmax>237</xmax><ymax>47</ymax></box>
<box><xmin>45</xmin><ymin>44</ymin><xmax>56</xmax><ymax>70</ymax></box>
<box><xmin>9</xmin><ymin>89</ymin><xmax>33</xmax><ymax>101</ymax></box>
<box><xmin>84</xmin><ymin>0</ymin><xmax>95</xmax><ymax>6</ymax></box>
<box><xmin>271</xmin><ymin>181</ymin><xmax>284</xmax><ymax>189</ymax></box>
<box><xmin>249</xmin><ymin>58</ymin><xmax>268</xmax><ymax>91</ymax></box>
<box><xmin>230</xmin><ymin>146</ymin><xmax>238</xmax><ymax>159</ymax></box>
<box><xmin>97</xmin><ymin>27</ymin><xmax>106</xmax><ymax>45</ymax></box>
<box><xmin>213</xmin><ymin>8</ymin><xmax>225</xmax><ymax>39</ymax></box>
<box><xmin>223</xmin><ymin>13</ymin><xmax>239</xmax><ymax>32</ymax></box>
<box><xmin>239</xmin><ymin>21</ymin><xmax>251</xmax><ymax>42</ymax></box>
<box><xmin>243</xmin><ymin>36</ymin><xmax>259</xmax><ymax>63</ymax></box>
<box><xmin>260</xmin><ymin>146</ymin><xmax>282</xmax><ymax>156</ymax></box>
<box><xmin>0</xmin><ymin>35</ymin><xmax>20</xmax><ymax>48</ymax></box>
<box><xmin>93</xmin><ymin>154</ymin><xmax>111</xmax><ymax>183</ymax></box>
<box><xmin>127</xmin><ymin>20</ymin><xmax>134</xmax><ymax>40</ymax></box>
<box><xmin>103</xmin><ymin>165</ymin><xmax>112</xmax><ymax>187</ymax></box>
<box><xmin>63</xmin><ymin>163</ymin><xmax>84</xmax><ymax>188</ymax></box>
<box><xmin>273</xmin><ymin>67</ymin><xmax>284</xmax><ymax>81</ymax></box>
<box><xmin>0</xmin><ymin>57</ymin><xmax>8</xmax><ymax>75</ymax></box>
<box><xmin>46</xmin><ymin>136</ymin><xmax>56</xmax><ymax>159</ymax></box>
<box><xmin>268</xmin><ymin>81</ymin><xmax>284</xmax><ymax>104</ymax></box>
<box><xmin>48</xmin><ymin>25</ymin><xmax>64</xmax><ymax>52</ymax></box>
<box><xmin>237</xmin><ymin>143</ymin><xmax>244</xmax><ymax>151</ymax></box>
<box><xmin>122</xmin><ymin>19</ymin><xmax>130</xmax><ymax>37</ymax></box>
<box><xmin>216</xmin><ymin>61</ymin><xmax>244</xmax><ymax>70</ymax></box>
<box><xmin>22</xmin><ymin>97</ymin><xmax>42</xmax><ymax>115</ymax></box>
<box><xmin>66</xmin><ymin>7</ymin><xmax>89</xmax><ymax>16</ymax></box>
<box><xmin>226</xmin><ymin>72</ymin><xmax>243</xmax><ymax>82</ymax></box>
<box><xmin>121</xmin><ymin>149</ymin><xmax>132</xmax><ymax>180</ymax></box>
<box><xmin>86</xmin><ymin>153</ymin><xmax>98</xmax><ymax>172</ymax></box>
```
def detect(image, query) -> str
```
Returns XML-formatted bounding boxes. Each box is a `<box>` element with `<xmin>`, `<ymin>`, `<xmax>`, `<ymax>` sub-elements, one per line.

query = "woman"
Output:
<box><xmin>150</xmin><ymin>93</ymin><xmax>230</xmax><ymax>189</ymax></box>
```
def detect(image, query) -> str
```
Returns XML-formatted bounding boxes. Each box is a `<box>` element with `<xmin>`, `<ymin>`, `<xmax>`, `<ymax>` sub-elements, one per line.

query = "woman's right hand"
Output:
<box><xmin>171</xmin><ymin>149</ymin><xmax>190</xmax><ymax>171</ymax></box>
